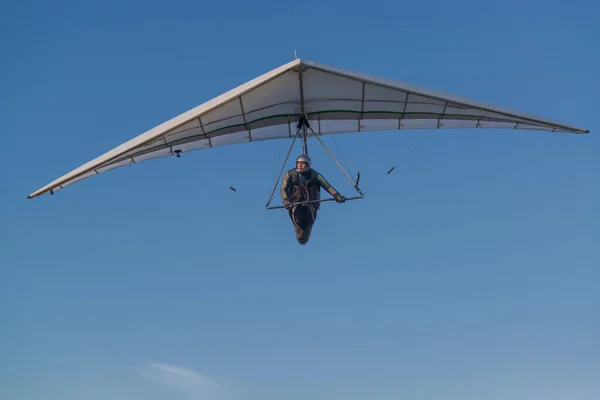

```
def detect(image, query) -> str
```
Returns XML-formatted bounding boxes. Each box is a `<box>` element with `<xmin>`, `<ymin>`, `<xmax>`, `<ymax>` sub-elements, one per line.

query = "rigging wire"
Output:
<box><xmin>364</xmin><ymin>130</ymin><xmax>437</xmax><ymax>195</ymax></box>
<box><xmin>266</xmin><ymin>121</ymin><xmax>436</xmax><ymax>212</ymax></box>
<box><xmin>329</xmin><ymin>134</ymin><xmax>354</xmax><ymax>179</ymax></box>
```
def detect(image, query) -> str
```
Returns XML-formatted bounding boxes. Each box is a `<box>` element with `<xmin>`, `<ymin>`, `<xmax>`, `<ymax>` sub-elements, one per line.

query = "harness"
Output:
<box><xmin>287</xmin><ymin>169</ymin><xmax>321</xmax><ymax>209</ymax></box>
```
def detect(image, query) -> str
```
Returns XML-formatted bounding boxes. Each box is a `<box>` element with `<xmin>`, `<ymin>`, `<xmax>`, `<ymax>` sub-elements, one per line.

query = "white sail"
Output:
<box><xmin>27</xmin><ymin>58</ymin><xmax>589</xmax><ymax>199</ymax></box>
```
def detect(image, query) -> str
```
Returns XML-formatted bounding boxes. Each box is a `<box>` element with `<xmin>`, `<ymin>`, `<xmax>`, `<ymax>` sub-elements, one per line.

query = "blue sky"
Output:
<box><xmin>2</xmin><ymin>0</ymin><xmax>599</xmax><ymax>399</ymax></box>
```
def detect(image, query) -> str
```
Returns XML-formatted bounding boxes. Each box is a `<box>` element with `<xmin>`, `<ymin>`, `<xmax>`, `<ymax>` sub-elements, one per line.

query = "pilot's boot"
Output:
<box><xmin>295</xmin><ymin>224</ymin><xmax>312</xmax><ymax>245</ymax></box>
<box><xmin>295</xmin><ymin>225</ymin><xmax>305</xmax><ymax>242</ymax></box>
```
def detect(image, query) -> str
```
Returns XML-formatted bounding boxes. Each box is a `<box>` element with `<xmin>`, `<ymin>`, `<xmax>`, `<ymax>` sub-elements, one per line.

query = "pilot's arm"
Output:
<box><xmin>316</xmin><ymin>173</ymin><xmax>345</xmax><ymax>203</ymax></box>
<box><xmin>280</xmin><ymin>171</ymin><xmax>292</xmax><ymax>208</ymax></box>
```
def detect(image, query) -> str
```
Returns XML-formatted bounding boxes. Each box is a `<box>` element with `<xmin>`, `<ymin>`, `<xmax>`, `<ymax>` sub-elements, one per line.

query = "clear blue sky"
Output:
<box><xmin>2</xmin><ymin>0</ymin><xmax>599</xmax><ymax>399</ymax></box>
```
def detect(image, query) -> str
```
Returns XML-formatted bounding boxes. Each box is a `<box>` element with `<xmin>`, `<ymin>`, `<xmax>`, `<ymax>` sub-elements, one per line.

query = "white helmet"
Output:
<box><xmin>296</xmin><ymin>154</ymin><xmax>311</xmax><ymax>173</ymax></box>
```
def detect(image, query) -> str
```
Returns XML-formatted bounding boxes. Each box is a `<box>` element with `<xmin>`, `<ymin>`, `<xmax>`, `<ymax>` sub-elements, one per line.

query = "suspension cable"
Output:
<box><xmin>264</xmin><ymin>125</ymin><xmax>301</xmax><ymax>208</ymax></box>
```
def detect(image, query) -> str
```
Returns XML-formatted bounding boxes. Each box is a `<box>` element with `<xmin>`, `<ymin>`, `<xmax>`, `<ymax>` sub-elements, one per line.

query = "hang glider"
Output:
<box><xmin>27</xmin><ymin>58</ymin><xmax>589</xmax><ymax>199</ymax></box>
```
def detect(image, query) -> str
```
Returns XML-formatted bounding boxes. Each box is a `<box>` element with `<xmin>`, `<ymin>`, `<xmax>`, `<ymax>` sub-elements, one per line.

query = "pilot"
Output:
<box><xmin>280</xmin><ymin>155</ymin><xmax>345</xmax><ymax>244</ymax></box>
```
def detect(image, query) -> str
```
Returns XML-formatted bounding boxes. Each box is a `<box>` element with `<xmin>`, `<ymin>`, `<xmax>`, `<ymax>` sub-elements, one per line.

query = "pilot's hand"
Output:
<box><xmin>334</xmin><ymin>193</ymin><xmax>346</xmax><ymax>203</ymax></box>
<box><xmin>284</xmin><ymin>200</ymin><xmax>291</xmax><ymax>209</ymax></box>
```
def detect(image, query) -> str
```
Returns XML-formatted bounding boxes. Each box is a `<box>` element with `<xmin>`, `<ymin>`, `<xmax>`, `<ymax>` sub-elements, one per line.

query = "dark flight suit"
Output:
<box><xmin>280</xmin><ymin>168</ymin><xmax>344</xmax><ymax>244</ymax></box>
